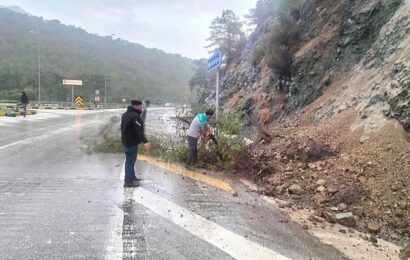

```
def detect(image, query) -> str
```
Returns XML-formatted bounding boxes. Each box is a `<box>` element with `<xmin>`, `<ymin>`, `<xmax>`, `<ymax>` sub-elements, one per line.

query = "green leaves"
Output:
<box><xmin>206</xmin><ymin>10</ymin><xmax>245</xmax><ymax>65</ymax></box>
<box><xmin>0</xmin><ymin>9</ymin><xmax>194</xmax><ymax>103</ymax></box>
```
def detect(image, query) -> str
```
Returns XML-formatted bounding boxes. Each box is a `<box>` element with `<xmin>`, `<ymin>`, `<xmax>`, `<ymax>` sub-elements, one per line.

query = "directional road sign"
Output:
<box><xmin>94</xmin><ymin>96</ymin><xmax>100</xmax><ymax>102</ymax></box>
<box><xmin>63</xmin><ymin>79</ymin><xmax>83</xmax><ymax>86</ymax></box>
<box><xmin>75</xmin><ymin>96</ymin><xmax>83</xmax><ymax>107</ymax></box>
<box><xmin>207</xmin><ymin>51</ymin><xmax>221</xmax><ymax>72</ymax></box>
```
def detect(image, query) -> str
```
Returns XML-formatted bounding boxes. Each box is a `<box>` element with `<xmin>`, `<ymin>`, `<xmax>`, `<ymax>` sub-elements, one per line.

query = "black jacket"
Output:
<box><xmin>19</xmin><ymin>93</ymin><xmax>28</xmax><ymax>104</ymax></box>
<box><xmin>121</xmin><ymin>106</ymin><xmax>148</xmax><ymax>147</ymax></box>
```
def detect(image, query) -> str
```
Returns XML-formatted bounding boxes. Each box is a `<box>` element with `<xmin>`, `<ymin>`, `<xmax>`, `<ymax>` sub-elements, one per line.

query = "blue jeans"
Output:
<box><xmin>186</xmin><ymin>136</ymin><xmax>198</xmax><ymax>166</ymax></box>
<box><xmin>124</xmin><ymin>146</ymin><xmax>138</xmax><ymax>183</ymax></box>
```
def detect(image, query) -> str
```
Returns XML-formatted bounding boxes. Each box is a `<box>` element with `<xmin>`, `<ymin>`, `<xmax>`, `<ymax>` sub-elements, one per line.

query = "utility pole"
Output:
<box><xmin>215</xmin><ymin>68</ymin><xmax>220</xmax><ymax>120</ymax></box>
<box><xmin>104</xmin><ymin>74</ymin><xmax>107</xmax><ymax>104</ymax></box>
<box><xmin>38</xmin><ymin>38</ymin><xmax>41</xmax><ymax>105</ymax></box>
<box><xmin>30</xmin><ymin>29</ymin><xmax>41</xmax><ymax>104</ymax></box>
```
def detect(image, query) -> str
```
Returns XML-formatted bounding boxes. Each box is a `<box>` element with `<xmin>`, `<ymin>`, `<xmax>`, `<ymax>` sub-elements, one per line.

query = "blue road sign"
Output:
<box><xmin>207</xmin><ymin>51</ymin><xmax>221</xmax><ymax>72</ymax></box>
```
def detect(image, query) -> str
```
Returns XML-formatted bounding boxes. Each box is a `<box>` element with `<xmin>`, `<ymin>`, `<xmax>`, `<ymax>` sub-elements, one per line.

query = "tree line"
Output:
<box><xmin>0</xmin><ymin>8</ymin><xmax>194</xmax><ymax>103</ymax></box>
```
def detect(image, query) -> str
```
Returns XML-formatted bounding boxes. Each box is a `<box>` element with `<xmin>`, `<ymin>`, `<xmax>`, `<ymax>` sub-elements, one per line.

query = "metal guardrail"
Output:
<box><xmin>0</xmin><ymin>101</ymin><xmax>126</xmax><ymax>110</ymax></box>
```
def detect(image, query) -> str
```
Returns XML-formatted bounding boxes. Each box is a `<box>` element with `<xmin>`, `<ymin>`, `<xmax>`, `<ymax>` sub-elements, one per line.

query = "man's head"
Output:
<box><xmin>205</xmin><ymin>109</ymin><xmax>214</xmax><ymax>120</ymax></box>
<box><xmin>131</xmin><ymin>99</ymin><xmax>142</xmax><ymax>112</ymax></box>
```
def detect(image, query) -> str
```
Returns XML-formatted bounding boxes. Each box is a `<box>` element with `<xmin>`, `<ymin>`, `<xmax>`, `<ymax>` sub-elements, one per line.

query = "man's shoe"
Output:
<box><xmin>124</xmin><ymin>181</ymin><xmax>139</xmax><ymax>188</ymax></box>
<box><xmin>133</xmin><ymin>176</ymin><xmax>142</xmax><ymax>182</ymax></box>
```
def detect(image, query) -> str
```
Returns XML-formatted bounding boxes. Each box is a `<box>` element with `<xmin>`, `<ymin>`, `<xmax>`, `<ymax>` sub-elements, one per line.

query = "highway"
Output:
<box><xmin>0</xmin><ymin>108</ymin><xmax>345</xmax><ymax>259</ymax></box>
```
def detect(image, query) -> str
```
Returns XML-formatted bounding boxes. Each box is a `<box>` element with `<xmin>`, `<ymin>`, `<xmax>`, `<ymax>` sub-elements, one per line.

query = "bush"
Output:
<box><xmin>252</xmin><ymin>47</ymin><xmax>265</xmax><ymax>66</ymax></box>
<box><xmin>216</xmin><ymin>112</ymin><xmax>242</xmax><ymax>135</ymax></box>
<box><xmin>253</xmin><ymin>12</ymin><xmax>300</xmax><ymax>79</ymax></box>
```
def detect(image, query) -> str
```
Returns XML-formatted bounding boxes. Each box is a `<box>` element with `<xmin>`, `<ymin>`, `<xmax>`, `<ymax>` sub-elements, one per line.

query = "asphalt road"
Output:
<box><xmin>0</xmin><ymin>108</ymin><xmax>346</xmax><ymax>260</ymax></box>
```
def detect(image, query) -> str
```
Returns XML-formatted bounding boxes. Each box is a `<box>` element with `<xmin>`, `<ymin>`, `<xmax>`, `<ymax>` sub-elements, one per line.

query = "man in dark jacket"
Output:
<box><xmin>121</xmin><ymin>100</ymin><xmax>151</xmax><ymax>187</ymax></box>
<box><xmin>19</xmin><ymin>91</ymin><xmax>29</xmax><ymax>117</ymax></box>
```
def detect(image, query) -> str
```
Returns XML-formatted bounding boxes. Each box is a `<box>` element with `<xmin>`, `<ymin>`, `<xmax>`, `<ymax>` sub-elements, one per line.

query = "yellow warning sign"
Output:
<box><xmin>75</xmin><ymin>96</ymin><xmax>83</xmax><ymax>107</ymax></box>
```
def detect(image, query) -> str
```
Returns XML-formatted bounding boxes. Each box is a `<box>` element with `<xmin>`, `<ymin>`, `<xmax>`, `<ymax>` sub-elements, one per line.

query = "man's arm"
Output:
<box><xmin>199</xmin><ymin>122</ymin><xmax>208</xmax><ymax>135</ymax></box>
<box><xmin>132</xmin><ymin>115</ymin><xmax>148</xmax><ymax>144</ymax></box>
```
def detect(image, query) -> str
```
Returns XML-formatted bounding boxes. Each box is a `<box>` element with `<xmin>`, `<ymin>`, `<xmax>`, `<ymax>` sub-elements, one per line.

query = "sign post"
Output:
<box><xmin>63</xmin><ymin>79</ymin><xmax>83</xmax><ymax>106</ymax></box>
<box><xmin>207</xmin><ymin>51</ymin><xmax>221</xmax><ymax>120</ymax></box>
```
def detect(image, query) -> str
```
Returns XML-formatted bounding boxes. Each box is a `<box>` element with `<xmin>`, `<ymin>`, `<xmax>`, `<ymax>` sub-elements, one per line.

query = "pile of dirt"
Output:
<box><xmin>222</xmin><ymin>0</ymin><xmax>410</xmax><ymax>247</ymax></box>
<box><xmin>246</xmin><ymin>101</ymin><xmax>410</xmax><ymax>244</ymax></box>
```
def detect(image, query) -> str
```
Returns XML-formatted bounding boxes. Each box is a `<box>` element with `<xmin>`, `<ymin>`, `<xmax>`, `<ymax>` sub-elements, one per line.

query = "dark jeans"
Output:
<box><xmin>124</xmin><ymin>146</ymin><xmax>138</xmax><ymax>183</ymax></box>
<box><xmin>187</xmin><ymin>136</ymin><xmax>198</xmax><ymax>166</ymax></box>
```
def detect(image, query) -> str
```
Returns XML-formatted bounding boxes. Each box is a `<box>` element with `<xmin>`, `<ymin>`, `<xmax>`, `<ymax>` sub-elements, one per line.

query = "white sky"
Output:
<box><xmin>1</xmin><ymin>0</ymin><xmax>257</xmax><ymax>59</ymax></box>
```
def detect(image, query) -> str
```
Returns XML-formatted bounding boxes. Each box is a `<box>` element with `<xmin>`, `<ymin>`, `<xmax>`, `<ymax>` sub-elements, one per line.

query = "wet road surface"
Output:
<box><xmin>0</xmin><ymin>109</ymin><xmax>346</xmax><ymax>259</ymax></box>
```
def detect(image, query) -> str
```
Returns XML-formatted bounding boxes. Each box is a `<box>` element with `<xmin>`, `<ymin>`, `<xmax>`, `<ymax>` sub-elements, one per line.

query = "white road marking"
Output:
<box><xmin>0</xmin><ymin>126</ymin><xmax>72</xmax><ymax>151</ymax></box>
<box><xmin>115</xmin><ymin>161</ymin><xmax>290</xmax><ymax>260</ymax></box>
<box><xmin>0</xmin><ymin>119</ymin><xmax>101</xmax><ymax>151</ymax></box>
<box><xmin>132</xmin><ymin>188</ymin><xmax>290</xmax><ymax>260</ymax></box>
<box><xmin>105</xmin><ymin>191</ymin><xmax>124</xmax><ymax>260</ymax></box>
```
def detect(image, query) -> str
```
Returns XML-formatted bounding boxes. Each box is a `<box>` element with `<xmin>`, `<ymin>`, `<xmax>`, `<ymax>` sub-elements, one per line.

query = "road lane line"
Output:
<box><xmin>0</xmin><ymin>126</ymin><xmax>72</xmax><ymax>151</ymax></box>
<box><xmin>138</xmin><ymin>155</ymin><xmax>236</xmax><ymax>194</ymax></box>
<box><xmin>105</xmin><ymin>191</ymin><xmax>124</xmax><ymax>260</ymax></box>
<box><xmin>0</xmin><ymin>119</ymin><xmax>101</xmax><ymax>151</ymax></box>
<box><xmin>132</xmin><ymin>187</ymin><xmax>290</xmax><ymax>260</ymax></box>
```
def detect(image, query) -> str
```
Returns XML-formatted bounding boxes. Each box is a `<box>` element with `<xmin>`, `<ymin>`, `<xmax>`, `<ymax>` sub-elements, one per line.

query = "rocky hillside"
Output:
<box><xmin>217</xmin><ymin>0</ymin><xmax>409</xmax><ymax>245</ymax></box>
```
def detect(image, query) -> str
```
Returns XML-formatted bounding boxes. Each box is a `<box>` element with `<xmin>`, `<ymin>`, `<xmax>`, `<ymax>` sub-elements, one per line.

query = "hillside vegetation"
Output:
<box><xmin>194</xmin><ymin>0</ymin><xmax>409</xmax><ymax>246</ymax></box>
<box><xmin>0</xmin><ymin>8</ymin><xmax>194</xmax><ymax>103</ymax></box>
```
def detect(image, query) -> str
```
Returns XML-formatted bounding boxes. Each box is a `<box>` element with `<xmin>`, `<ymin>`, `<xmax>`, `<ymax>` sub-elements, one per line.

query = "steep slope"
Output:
<box><xmin>0</xmin><ymin>8</ymin><xmax>194</xmax><ymax>102</ymax></box>
<box><xmin>219</xmin><ymin>0</ymin><xmax>409</xmax><ymax>243</ymax></box>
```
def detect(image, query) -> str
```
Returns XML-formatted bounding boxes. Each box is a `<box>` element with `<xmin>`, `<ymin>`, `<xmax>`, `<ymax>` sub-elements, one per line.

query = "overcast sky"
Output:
<box><xmin>1</xmin><ymin>0</ymin><xmax>257</xmax><ymax>59</ymax></box>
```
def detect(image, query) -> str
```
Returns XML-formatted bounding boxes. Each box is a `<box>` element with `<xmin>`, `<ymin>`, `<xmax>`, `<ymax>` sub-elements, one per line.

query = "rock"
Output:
<box><xmin>313</xmin><ymin>194</ymin><xmax>326</xmax><ymax>206</ymax></box>
<box><xmin>352</xmin><ymin>206</ymin><xmax>365</xmax><ymax>217</ymax></box>
<box><xmin>335</xmin><ymin>212</ymin><xmax>357</xmax><ymax>228</ymax></box>
<box><xmin>398</xmin><ymin>201</ymin><xmax>408</xmax><ymax>210</ymax></box>
<box><xmin>288</xmin><ymin>184</ymin><xmax>304</xmax><ymax>195</ymax></box>
<box><xmin>367</xmin><ymin>223</ymin><xmax>381</xmax><ymax>233</ymax></box>
<box><xmin>276</xmin><ymin>185</ymin><xmax>287</xmax><ymax>195</ymax></box>
<box><xmin>399</xmin><ymin>244</ymin><xmax>410</xmax><ymax>260</ymax></box>
<box><xmin>302</xmin><ymin>224</ymin><xmax>309</xmax><ymax>230</ymax></box>
<box><xmin>316</xmin><ymin>179</ymin><xmax>326</xmax><ymax>186</ymax></box>
<box><xmin>285</xmin><ymin>166</ymin><xmax>294</xmax><ymax>172</ymax></box>
<box><xmin>359</xmin><ymin>136</ymin><xmax>369</xmax><ymax>144</ymax></box>
<box><xmin>323</xmin><ymin>211</ymin><xmax>337</xmax><ymax>224</ymax></box>
<box><xmin>339</xmin><ymin>228</ymin><xmax>347</xmax><ymax>234</ymax></box>
<box><xmin>314</xmin><ymin>208</ymin><xmax>323</xmax><ymax>217</ymax></box>
<box><xmin>308</xmin><ymin>163</ymin><xmax>316</xmax><ymax>170</ymax></box>
<box><xmin>338</xmin><ymin>203</ymin><xmax>348</xmax><ymax>211</ymax></box>
<box><xmin>308</xmin><ymin>215</ymin><xmax>324</xmax><ymax>223</ymax></box>
<box><xmin>278</xmin><ymin>201</ymin><xmax>292</xmax><ymax>208</ymax></box>
<box><xmin>370</xmin><ymin>234</ymin><xmax>378</xmax><ymax>244</ymax></box>
<box><xmin>317</xmin><ymin>186</ymin><xmax>326</xmax><ymax>192</ymax></box>
<box><xmin>358</xmin><ymin>176</ymin><xmax>367</xmax><ymax>184</ymax></box>
<box><xmin>327</xmin><ymin>186</ymin><xmax>339</xmax><ymax>194</ymax></box>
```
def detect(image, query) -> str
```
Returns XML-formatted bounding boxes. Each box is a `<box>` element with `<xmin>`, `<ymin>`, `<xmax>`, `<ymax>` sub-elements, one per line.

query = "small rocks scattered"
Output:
<box><xmin>399</xmin><ymin>244</ymin><xmax>410</xmax><ymax>260</ymax></box>
<box><xmin>366</xmin><ymin>222</ymin><xmax>381</xmax><ymax>233</ymax></box>
<box><xmin>288</xmin><ymin>184</ymin><xmax>304</xmax><ymax>195</ymax></box>
<box><xmin>335</xmin><ymin>212</ymin><xmax>357</xmax><ymax>228</ymax></box>
<box><xmin>339</xmin><ymin>228</ymin><xmax>347</xmax><ymax>234</ymax></box>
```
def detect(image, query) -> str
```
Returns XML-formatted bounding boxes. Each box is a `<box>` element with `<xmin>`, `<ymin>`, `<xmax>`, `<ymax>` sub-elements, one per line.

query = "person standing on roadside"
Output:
<box><xmin>19</xmin><ymin>91</ymin><xmax>29</xmax><ymax>117</ymax></box>
<box><xmin>186</xmin><ymin>109</ymin><xmax>214</xmax><ymax>167</ymax></box>
<box><xmin>121</xmin><ymin>100</ymin><xmax>151</xmax><ymax>187</ymax></box>
<box><xmin>141</xmin><ymin>100</ymin><xmax>150</xmax><ymax>123</ymax></box>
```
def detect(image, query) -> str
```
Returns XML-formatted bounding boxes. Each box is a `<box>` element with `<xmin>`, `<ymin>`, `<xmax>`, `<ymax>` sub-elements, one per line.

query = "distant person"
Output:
<box><xmin>19</xmin><ymin>91</ymin><xmax>29</xmax><ymax>117</ymax></box>
<box><xmin>121</xmin><ymin>99</ymin><xmax>151</xmax><ymax>187</ymax></box>
<box><xmin>141</xmin><ymin>100</ymin><xmax>151</xmax><ymax>123</ymax></box>
<box><xmin>186</xmin><ymin>109</ymin><xmax>214</xmax><ymax>167</ymax></box>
